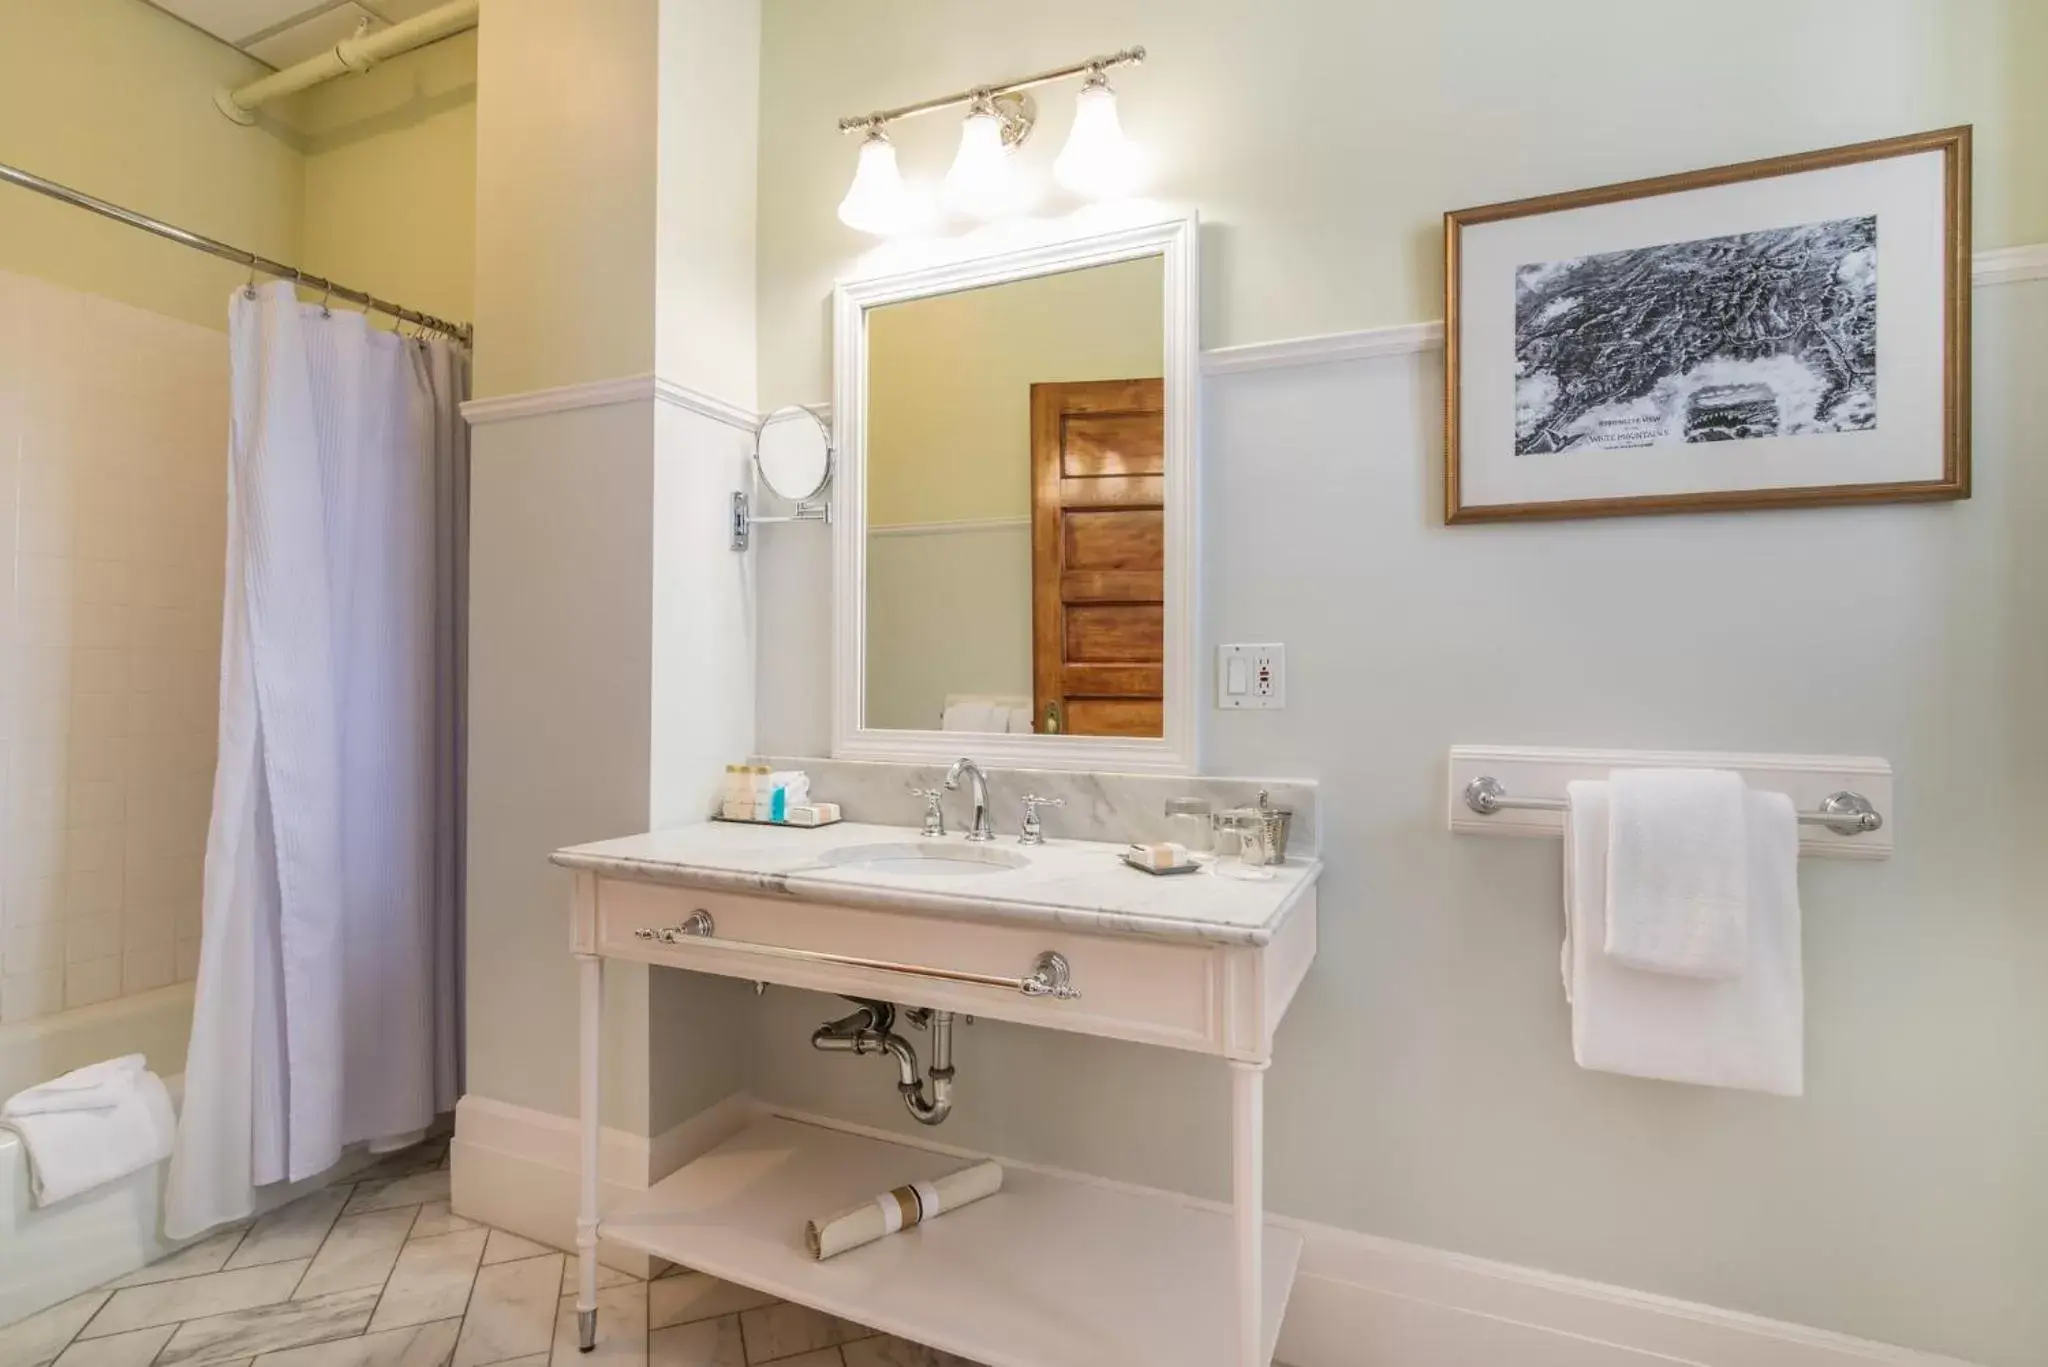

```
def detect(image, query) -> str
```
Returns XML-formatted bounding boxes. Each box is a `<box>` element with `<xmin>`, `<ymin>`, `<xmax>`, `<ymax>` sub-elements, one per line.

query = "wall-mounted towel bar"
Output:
<box><xmin>1446</xmin><ymin>746</ymin><xmax>1895</xmax><ymax>861</ymax></box>
<box><xmin>1463</xmin><ymin>776</ymin><xmax>1884</xmax><ymax>835</ymax></box>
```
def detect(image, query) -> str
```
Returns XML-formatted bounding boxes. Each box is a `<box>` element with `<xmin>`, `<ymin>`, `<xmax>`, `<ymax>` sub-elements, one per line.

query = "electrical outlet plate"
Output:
<box><xmin>1216</xmin><ymin>643</ymin><xmax>1285</xmax><ymax>709</ymax></box>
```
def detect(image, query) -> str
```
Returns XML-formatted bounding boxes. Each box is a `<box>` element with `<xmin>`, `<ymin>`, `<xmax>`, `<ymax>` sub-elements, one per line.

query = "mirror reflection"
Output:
<box><xmin>863</xmin><ymin>256</ymin><xmax>1166</xmax><ymax>737</ymax></box>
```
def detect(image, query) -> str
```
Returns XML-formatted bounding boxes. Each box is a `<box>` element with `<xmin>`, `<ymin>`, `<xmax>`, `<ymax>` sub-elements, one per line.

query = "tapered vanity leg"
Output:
<box><xmin>576</xmin><ymin>952</ymin><xmax>602</xmax><ymax>1352</ymax></box>
<box><xmin>1230</xmin><ymin>1059</ymin><xmax>1269</xmax><ymax>1366</ymax></box>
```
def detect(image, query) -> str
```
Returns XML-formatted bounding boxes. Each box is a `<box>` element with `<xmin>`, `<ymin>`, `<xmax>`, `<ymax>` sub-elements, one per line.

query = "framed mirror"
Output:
<box><xmin>831</xmin><ymin>215</ymin><xmax>1199</xmax><ymax>773</ymax></box>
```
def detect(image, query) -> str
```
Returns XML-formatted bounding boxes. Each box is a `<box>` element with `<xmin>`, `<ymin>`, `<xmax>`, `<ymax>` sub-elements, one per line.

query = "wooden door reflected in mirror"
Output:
<box><xmin>1030</xmin><ymin>378</ymin><xmax>1164</xmax><ymax>737</ymax></box>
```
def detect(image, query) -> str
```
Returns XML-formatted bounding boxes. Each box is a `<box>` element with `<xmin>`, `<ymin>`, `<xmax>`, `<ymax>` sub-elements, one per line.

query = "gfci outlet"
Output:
<box><xmin>1217</xmin><ymin>643</ymin><xmax>1285</xmax><ymax>709</ymax></box>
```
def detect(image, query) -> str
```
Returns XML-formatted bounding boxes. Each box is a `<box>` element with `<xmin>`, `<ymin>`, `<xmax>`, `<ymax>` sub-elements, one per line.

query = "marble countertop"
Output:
<box><xmin>551</xmin><ymin>821</ymin><xmax>1322</xmax><ymax>947</ymax></box>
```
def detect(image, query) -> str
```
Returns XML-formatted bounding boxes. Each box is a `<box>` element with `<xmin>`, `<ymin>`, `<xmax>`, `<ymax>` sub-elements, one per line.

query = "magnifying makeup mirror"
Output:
<box><xmin>731</xmin><ymin>405</ymin><xmax>834</xmax><ymax>551</ymax></box>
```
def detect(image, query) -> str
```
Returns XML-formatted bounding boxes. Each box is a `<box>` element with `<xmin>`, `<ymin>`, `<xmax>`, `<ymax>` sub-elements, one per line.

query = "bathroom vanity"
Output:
<box><xmin>555</xmin><ymin>818</ymin><xmax>1321</xmax><ymax>1367</ymax></box>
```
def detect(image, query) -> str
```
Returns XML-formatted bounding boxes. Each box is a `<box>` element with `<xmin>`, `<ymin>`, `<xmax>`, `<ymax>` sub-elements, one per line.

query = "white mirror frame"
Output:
<box><xmin>830</xmin><ymin>213</ymin><xmax>1200</xmax><ymax>775</ymax></box>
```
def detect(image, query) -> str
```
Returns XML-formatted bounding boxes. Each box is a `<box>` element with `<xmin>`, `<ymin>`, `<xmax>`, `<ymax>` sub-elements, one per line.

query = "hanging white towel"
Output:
<box><xmin>0</xmin><ymin>1070</ymin><xmax>177</xmax><ymax>1206</ymax></box>
<box><xmin>2</xmin><ymin>1055</ymin><xmax>146</xmax><ymax>1116</ymax></box>
<box><xmin>1604</xmin><ymin>767</ymin><xmax>1749</xmax><ymax>979</ymax></box>
<box><xmin>1564</xmin><ymin>780</ymin><xmax>1804</xmax><ymax>1095</ymax></box>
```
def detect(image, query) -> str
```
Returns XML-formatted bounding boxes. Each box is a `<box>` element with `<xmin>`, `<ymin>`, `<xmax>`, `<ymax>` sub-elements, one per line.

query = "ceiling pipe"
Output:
<box><xmin>214</xmin><ymin>0</ymin><xmax>480</xmax><ymax>125</ymax></box>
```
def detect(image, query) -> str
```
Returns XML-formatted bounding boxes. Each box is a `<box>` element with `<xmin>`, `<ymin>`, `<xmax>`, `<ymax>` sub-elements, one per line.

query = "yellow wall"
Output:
<box><xmin>298</xmin><ymin>32</ymin><xmax>478</xmax><ymax>327</ymax></box>
<box><xmin>0</xmin><ymin>0</ymin><xmax>302</xmax><ymax>331</ymax></box>
<box><xmin>0</xmin><ymin>1</ymin><xmax>478</xmax><ymax>338</ymax></box>
<box><xmin>472</xmin><ymin>0</ymin><xmax>657</xmax><ymax>397</ymax></box>
<box><xmin>866</xmin><ymin>257</ymin><xmax>1164</xmax><ymax>526</ymax></box>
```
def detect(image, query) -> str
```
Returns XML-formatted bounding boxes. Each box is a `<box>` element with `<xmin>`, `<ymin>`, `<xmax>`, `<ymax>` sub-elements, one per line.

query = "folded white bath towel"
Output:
<box><xmin>1605</xmin><ymin>767</ymin><xmax>1749</xmax><ymax>979</ymax></box>
<box><xmin>2</xmin><ymin>1054</ymin><xmax>148</xmax><ymax>1116</ymax></box>
<box><xmin>940</xmin><ymin>701</ymin><xmax>1001</xmax><ymax>732</ymax></box>
<box><xmin>1565</xmin><ymin>781</ymin><xmax>1804</xmax><ymax>1096</ymax></box>
<box><xmin>0</xmin><ymin>1067</ymin><xmax>178</xmax><ymax>1205</ymax></box>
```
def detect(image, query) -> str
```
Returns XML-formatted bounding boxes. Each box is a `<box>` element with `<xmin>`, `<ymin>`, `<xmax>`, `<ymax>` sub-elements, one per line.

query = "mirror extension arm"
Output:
<box><xmin>734</xmin><ymin>403</ymin><xmax>835</xmax><ymax>551</ymax></box>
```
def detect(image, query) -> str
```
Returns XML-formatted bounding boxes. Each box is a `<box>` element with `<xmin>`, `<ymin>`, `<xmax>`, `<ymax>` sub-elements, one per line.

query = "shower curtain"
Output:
<box><xmin>165</xmin><ymin>282</ymin><xmax>468</xmax><ymax>1238</ymax></box>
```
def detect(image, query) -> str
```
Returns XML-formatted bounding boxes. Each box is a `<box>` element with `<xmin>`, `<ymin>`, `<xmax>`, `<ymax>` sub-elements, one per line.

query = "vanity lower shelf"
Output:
<box><xmin>601</xmin><ymin>1115</ymin><xmax>1302</xmax><ymax>1367</ymax></box>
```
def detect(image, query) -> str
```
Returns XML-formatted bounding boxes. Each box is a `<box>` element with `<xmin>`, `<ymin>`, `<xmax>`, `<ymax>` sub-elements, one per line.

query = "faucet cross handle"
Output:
<box><xmin>1018</xmin><ymin>793</ymin><xmax>1065</xmax><ymax>846</ymax></box>
<box><xmin>907</xmin><ymin>785</ymin><xmax>946</xmax><ymax>837</ymax></box>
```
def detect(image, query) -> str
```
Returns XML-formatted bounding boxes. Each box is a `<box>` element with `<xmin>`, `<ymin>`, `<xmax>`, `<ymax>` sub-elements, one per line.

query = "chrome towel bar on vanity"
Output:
<box><xmin>633</xmin><ymin>911</ymin><xmax>1082</xmax><ymax>999</ymax></box>
<box><xmin>1463</xmin><ymin>776</ymin><xmax>1885</xmax><ymax>836</ymax></box>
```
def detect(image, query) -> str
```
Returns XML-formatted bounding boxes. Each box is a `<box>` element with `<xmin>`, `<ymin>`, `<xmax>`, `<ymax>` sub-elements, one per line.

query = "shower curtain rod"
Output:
<box><xmin>0</xmin><ymin>160</ymin><xmax>473</xmax><ymax>345</ymax></box>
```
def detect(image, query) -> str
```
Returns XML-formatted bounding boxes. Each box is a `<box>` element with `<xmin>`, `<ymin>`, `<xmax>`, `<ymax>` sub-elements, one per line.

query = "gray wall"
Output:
<box><xmin>753</xmin><ymin>286</ymin><xmax>2048</xmax><ymax>1364</ymax></box>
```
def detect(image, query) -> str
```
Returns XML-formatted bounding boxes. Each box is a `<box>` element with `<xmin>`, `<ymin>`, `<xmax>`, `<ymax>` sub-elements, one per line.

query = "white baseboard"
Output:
<box><xmin>1278</xmin><ymin>1221</ymin><xmax>1980</xmax><ymax>1367</ymax></box>
<box><xmin>447</xmin><ymin>1094</ymin><xmax>1974</xmax><ymax>1367</ymax></box>
<box><xmin>449</xmin><ymin>1090</ymin><xmax>762</xmax><ymax>1275</ymax></box>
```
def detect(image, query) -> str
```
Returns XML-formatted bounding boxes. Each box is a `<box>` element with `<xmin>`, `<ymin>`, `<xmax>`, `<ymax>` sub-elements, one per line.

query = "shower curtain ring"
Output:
<box><xmin>243</xmin><ymin>258</ymin><xmax>259</xmax><ymax>300</ymax></box>
<box><xmin>319</xmin><ymin>283</ymin><xmax>333</xmax><ymax>318</ymax></box>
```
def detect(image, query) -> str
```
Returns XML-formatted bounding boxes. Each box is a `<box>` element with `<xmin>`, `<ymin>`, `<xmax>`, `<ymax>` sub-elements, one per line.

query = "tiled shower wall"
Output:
<box><xmin>0</xmin><ymin>268</ymin><xmax>226</xmax><ymax>1022</ymax></box>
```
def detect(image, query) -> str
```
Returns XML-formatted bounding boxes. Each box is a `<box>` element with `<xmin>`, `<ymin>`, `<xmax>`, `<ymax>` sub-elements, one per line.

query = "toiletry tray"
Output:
<box><xmin>712</xmin><ymin>815</ymin><xmax>844</xmax><ymax>830</ymax></box>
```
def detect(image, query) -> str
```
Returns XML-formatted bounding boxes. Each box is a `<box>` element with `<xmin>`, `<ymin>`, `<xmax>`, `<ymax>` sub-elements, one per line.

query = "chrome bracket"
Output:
<box><xmin>633</xmin><ymin>911</ymin><xmax>715</xmax><ymax>946</ymax></box>
<box><xmin>1021</xmin><ymin>951</ymin><xmax>1078</xmax><ymax>1000</ymax></box>
<box><xmin>1463</xmin><ymin>775</ymin><xmax>1507</xmax><ymax>815</ymax></box>
<box><xmin>731</xmin><ymin>490</ymin><xmax>831</xmax><ymax>552</ymax></box>
<box><xmin>1817</xmin><ymin>790</ymin><xmax>1883</xmax><ymax>836</ymax></box>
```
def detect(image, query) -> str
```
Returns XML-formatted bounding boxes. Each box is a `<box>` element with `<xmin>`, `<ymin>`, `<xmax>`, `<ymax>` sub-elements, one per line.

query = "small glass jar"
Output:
<box><xmin>1164</xmin><ymin>797</ymin><xmax>1215</xmax><ymax>855</ymax></box>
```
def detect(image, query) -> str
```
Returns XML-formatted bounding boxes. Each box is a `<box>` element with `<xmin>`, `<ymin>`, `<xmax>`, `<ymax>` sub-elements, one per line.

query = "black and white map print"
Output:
<box><xmin>1513</xmin><ymin>216</ymin><xmax>1877</xmax><ymax>455</ymax></box>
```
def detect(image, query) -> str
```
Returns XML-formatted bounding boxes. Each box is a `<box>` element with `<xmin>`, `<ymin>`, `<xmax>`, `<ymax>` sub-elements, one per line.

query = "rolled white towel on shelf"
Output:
<box><xmin>0</xmin><ymin>1066</ymin><xmax>178</xmax><ymax>1206</ymax></box>
<box><xmin>2</xmin><ymin>1053</ymin><xmax>148</xmax><ymax>1117</ymax></box>
<box><xmin>1604</xmin><ymin>767</ymin><xmax>1749</xmax><ymax>979</ymax></box>
<box><xmin>804</xmin><ymin>1161</ymin><xmax>1004</xmax><ymax>1260</ymax></box>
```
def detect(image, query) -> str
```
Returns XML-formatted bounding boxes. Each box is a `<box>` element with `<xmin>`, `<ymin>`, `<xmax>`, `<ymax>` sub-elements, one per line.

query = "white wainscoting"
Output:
<box><xmin>866</xmin><ymin>518</ymin><xmax>1034</xmax><ymax>732</ymax></box>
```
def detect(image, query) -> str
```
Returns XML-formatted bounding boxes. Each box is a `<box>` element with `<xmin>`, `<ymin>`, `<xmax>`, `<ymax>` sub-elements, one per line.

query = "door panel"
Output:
<box><xmin>1032</xmin><ymin>379</ymin><xmax>1166</xmax><ymax>737</ymax></box>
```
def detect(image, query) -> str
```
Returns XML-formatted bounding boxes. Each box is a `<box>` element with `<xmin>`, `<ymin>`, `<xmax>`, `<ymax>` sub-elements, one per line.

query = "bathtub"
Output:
<box><xmin>0</xmin><ymin>985</ymin><xmax>196</xmax><ymax>1327</ymax></box>
<box><xmin>0</xmin><ymin>984</ymin><xmax>387</xmax><ymax>1328</ymax></box>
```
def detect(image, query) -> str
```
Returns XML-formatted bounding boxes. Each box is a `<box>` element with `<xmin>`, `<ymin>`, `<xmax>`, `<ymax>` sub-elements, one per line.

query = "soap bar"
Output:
<box><xmin>1124</xmin><ymin>841</ymin><xmax>1192</xmax><ymax>871</ymax></box>
<box><xmin>783</xmin><ymin>802</ymin><xmax>841</xmax><ymax>827</ymax></box>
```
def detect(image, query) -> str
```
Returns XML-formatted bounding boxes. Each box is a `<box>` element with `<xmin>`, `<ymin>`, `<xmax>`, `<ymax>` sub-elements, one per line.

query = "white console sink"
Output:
<box><xmin>821</xmin><ymin>841</ymin><xmax>1029</xmax><ymax>876</ymax></box>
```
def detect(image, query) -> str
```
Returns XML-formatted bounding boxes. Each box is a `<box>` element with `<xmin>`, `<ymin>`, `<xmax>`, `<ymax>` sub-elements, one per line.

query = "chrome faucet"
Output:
<box><xmin>943</xmin><ymin>757</ymin><xmax>996</xmax><ymax>842</ymax></box>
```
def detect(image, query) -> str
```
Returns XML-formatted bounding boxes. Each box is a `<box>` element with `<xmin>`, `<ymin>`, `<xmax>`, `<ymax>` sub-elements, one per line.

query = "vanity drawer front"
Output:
<box><xmin>595</xmin><ymin>880</ymin><xmax>1226</xmax><ymax>1054</ymax></box>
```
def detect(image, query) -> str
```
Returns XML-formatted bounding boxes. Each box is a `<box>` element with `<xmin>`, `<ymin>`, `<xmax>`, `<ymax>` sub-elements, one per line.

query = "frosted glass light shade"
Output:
<box><xmin>943</xmin><ymin>107</ymin><xmax>1020</xmax><ymax>218</ymax></box>
<box><xmin>1055</xmin><ymin>78</ymin><xmax>1140</xmax><ymax>199</ymax></box>
<box><xmin>837</xmin><ymin>130</ymin><xmax>921</xmax><ymax>235</ymax></box>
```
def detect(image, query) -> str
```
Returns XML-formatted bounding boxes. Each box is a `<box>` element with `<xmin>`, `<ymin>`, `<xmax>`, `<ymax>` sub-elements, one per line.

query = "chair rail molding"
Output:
<box><xmin>1204</xmin><ymin>240</ymin><xmax>2048</xmax><ymax>376</ymax></box>
<box><xmin>462</xmin><ymin>373</ymin><xmax>760</xmax><ymax>431</ymax></box>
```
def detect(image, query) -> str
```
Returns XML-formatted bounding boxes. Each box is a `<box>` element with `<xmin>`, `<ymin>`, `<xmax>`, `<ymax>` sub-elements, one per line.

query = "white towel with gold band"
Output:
<box><xmin>805</xmin><ymin>1161</ymin><xmax>1004</xmax><ymax>1260</ymax></box>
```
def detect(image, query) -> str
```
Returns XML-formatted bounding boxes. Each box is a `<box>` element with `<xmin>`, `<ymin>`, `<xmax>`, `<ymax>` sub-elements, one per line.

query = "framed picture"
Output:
<box><xmin>1444</xmin><ymin>126</ymin><xmax>1971</xmax><ymax>524</ymax></box>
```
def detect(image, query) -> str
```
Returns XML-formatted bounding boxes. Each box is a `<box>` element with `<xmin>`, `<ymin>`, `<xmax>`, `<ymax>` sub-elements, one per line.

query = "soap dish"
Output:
<box><xmin>1119</xmin><ymin>854</ymin><xmax>1204</xmax><ymax>877</ymax></box>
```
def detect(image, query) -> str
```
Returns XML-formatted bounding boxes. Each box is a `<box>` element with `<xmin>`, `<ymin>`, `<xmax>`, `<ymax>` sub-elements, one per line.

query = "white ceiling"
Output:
<box><xmin>146</xmin><ymin>0</ymin><xmax>452</xmax><ymax>69</ymax></box>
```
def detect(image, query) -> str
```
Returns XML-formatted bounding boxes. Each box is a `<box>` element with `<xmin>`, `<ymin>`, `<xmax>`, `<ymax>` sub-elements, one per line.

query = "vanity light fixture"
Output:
<box><xmin>834</xmin><ymin>46</ymin><xmax>1145</xmax><ymax>235</ymax></box>
<box><xmin>943</xmin><ymin>92</ymin><xmax>1028</xmax><ymax>218</ymax></box>
<box><xmin>1054</xmin><ymin>67</ymin><xmax>1141</xmax><ymax>199</ymax></box>
<box><xmin>837</xmin><ymin>125</ymin><xmax>924</xmax><ymax>235</ymax></box>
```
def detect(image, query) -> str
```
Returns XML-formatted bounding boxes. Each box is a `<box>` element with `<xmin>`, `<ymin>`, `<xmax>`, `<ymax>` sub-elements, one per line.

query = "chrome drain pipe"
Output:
<box><xmin>810</xmin><ymin>998</ymin><xmax>957</xmax><ymax>1126</ymax></box>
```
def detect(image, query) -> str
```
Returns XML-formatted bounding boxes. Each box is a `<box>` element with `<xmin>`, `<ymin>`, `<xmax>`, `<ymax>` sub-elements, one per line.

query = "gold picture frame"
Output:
<box><xmin>1445</xmin><ymin>126</ymin><xmax>1971</xmax><ymax>524</ymax></box>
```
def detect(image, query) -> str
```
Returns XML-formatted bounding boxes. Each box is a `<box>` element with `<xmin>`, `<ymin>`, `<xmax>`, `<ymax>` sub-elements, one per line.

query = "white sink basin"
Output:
<box><xmin>821</xmin><ymin>842</ymin><xmax>1028</xmax><ymax>877</ymax></box>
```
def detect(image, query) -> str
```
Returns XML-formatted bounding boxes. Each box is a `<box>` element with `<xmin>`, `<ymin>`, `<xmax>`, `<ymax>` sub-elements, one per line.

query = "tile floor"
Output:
<box><xmin>0</xmin><ymin>1139</ymin><xmax>980</xmax><ymax>1367</ymax></box>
